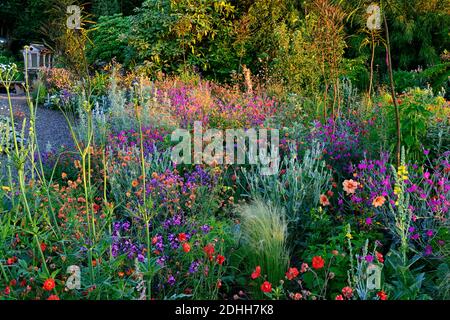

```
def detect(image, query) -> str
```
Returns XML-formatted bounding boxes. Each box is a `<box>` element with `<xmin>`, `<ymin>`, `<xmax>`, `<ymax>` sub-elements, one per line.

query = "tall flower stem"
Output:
<box><xmin>383</xmin><ymin>12</ymin><xmax>401</xmax><ymax>167</ymax></box>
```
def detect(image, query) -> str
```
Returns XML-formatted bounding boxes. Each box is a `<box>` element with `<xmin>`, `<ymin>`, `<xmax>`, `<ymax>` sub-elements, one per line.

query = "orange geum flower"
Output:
<box><xmin>343</xmin><ymin>179</ymin><xmax>359</xmax><ymax>195</ymax></box>
<box><xmin>320</xmin><ymin>194</ymin><xmax>330</xmax><ymax>206</ymax></box>
<box><xmin>372</xmin><ymin>196</ymin><xmax>386</xmax><ymax>208</ymax></box>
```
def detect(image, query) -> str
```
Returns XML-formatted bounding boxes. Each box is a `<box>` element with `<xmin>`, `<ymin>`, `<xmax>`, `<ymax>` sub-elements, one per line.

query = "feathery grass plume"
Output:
<box><xmin>237</xmin><ymin>199</ymin><xmax>289</xmax><ymax>297</ymax></box>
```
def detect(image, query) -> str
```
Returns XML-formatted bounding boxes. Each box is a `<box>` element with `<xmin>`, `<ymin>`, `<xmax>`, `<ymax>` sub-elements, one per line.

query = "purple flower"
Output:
<box><xmin>189</xmin><ymin>260</ymin><xmax>200</xmax><ymax>274</ymax></box>
<box><xmin>411</xmin><ymin>233</ymin><xmax>420</xmax><ymax>240</ymax></box>
<box><xmin>365</xmin><ymin>255</ymin><xmax>374</xmax><ymax>263</ymax></box>
<box><xmin>365</xmin><ymin>217</ymin><xmax>373</xmax><ymax>225</ymax></box>
<box><xmin>156</xmin><ymin>255</ymin><xmax>167</xmax><ymax>267</ymax></box>
<box><xmin>167</xmin><ymin>275</ymin><xmax>176</xmax><ymax>286</ymax></box>
<box><xmin>201</xmin><ymin>224</ymin><xmax>211</xmax><ymax>234</ymax></box>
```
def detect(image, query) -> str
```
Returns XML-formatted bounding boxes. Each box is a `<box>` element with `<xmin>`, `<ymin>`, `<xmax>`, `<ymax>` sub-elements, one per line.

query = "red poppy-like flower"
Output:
<box><xmin>43</xmin><ymin>278</ymin><xmax>55</xmax><ymax>291</ymax></box>
<box><xmin>335</xmin><ymin>294</ymin><xmax>344</xmax><ymax>300</ymax></box>
<box><xmin>9</xmin><ymin>279</ymin><xmax>17</xmax><ymax>287</ymax></box>
<box><xmin>312</xmin><ymin>256</ymin><xmax>325</xmax><ymax>269</ymax></box>
<box><xmin>217</xmin><ymin>280</ymin><xmax>222</xmax><ymax>289</ymax></box>
<box><xmin>293</xmin><ymin>293</ymin><xmax>302</xmax><ymax>300</ymax></box>
<box><xmin>251</xmin><ymin>266</ymin><xmax>261</xmax><ymax>279</ymax></box>
<box><xmin>6</xmin><ymin>257</ymin><xmax>15</xmax><ymax>265</ymax></box>
<box><xmin>285</xmin><ymin>267</ymin><xmax>299</xmax><ymax>280</ymax></box>
<box><xmin>216</xmin><ymin>255</ymin><xmax>225</xmax><ymax>265</ymax></box>
<box><xmin>93</xmin><ymin>203</ymin><xmax>100</xmax><ymax>213</ymax></box>
<box><xmin>261</xmin><ymin>281</ymin><xmax>272</xmax><ymax>293</ymax></box>
<box><xmin>377</xmin><ymin>290</ymin><xmax>388</xmax><ymax>300</ymax></box>
<box><xmin>178</xmin><ymin>233</ymin><xmax>187</xmax><ymax>242</ymax></box>
<box><xmin>203</xmin><ymin>244</ymin><xmax>215</xmax><ymax>257</ymax></box>
<box><xmin>182</xmin><ymin>242</ymin><xmax>191</xmax><ymax>253</ymax></box>
<box><xmin>376</xmin><ymin>251</ymin><xmax>384</xmax><ymax>263</ymax></box>
<box><xmin>342</xmin><ymin>286</ymin><xmax>353</xmax><ymax>299</ymax></box>
<box><xmin>4</xmin><ymin>286</ymin><xmax>10</xmax><ymax>295</ymax></box>
<box><xmin>40</xmin><ymin>243</ymin><xmax>47</xmax><ymax>252</ymax></box>
<box><xmin>47</xmin><ymin>295</ymin><xmax>60</xmax><ymax>300</ymax></box>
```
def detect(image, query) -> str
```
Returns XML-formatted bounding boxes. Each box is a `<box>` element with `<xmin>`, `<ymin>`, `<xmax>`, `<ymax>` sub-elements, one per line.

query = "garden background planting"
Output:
<box><xmin>0</xmin><ymin>0</ymin><xmax>449</xmax><ymax>301</ymax></box>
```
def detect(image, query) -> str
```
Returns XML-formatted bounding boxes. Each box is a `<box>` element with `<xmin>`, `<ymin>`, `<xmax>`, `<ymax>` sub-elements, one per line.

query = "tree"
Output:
<box><xmin>129</xmin><ymin>0</ymin><xmax>235</xmax><ymax>75</ymax></box>
<box><xmin>93</xmin><ymin>0</ymin><xmax>120</xmax><ymax>17</ymax></box>
<box><xmin>87</xmin><ymin>14</ymin><xmax>134</xmax><ymax>66</ymax></box>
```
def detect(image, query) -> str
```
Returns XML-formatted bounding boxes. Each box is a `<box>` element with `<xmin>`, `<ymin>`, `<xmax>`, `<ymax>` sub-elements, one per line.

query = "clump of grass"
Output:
<box><xmin>236</xmin><ymin>199</ymin><xmax>289</xmax><ymax>297</ymax></box>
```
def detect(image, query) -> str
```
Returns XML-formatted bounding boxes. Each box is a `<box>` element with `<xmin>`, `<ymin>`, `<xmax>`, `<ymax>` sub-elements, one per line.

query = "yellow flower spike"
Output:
<box><xmin>1</xmin><ymin>186</ymin><xmax>11</xmax><ymax>192</ymax></box>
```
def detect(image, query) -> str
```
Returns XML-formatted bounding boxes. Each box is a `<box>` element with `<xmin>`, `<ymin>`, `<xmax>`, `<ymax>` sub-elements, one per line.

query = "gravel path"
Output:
<box><xmin>0</xmin><ymin>94</ymin><xmax>74</xmax><ymax>150</ymax></box>
<box><xmin>1</xmin><ymin>94</ymin><xmax>75</xmax><ymax>178</ymax></box>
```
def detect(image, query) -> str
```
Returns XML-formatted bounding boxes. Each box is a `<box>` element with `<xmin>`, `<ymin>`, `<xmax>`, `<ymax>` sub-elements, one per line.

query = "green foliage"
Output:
<box><xmin>0</xmin><ymin>116</ymin><xmax>26</xmax><ymax>154</ymax></box>
<box><xmin>88</xmin><ymin>14</ymin><xmax>133</xmax><ymax>66</ymax></box>
<box><xmin>129</xmin><ymin>0</ymin><xmax>235</xmax><ymax>74</ymax></box>
<box><xmin>31</xmin><ymin>80</ymin><xmax>48</xmax><ymax>102</ymax></box>
<box><xmin>383</xmin><ymin>88</ymin><xmax>445</xmax><ymax>161</ymax></box>
<box><xmin>242</xmin><ymin>142</ymin><xmax>332</xmax><ymax>240</ymax></box>
<box><xmin>92</xmin><ymin>0</ymin><xmax>120</xmax><ymax>17</ymax></box>
<box><xmin>384</xmin><ymin>250</ymin><xmax>431</xmax><ymax>300</ymax></box>
<box><xmin>394</xmin><ymin>63</ymin><xmax>450</xmax><ymax>93</ymax></box>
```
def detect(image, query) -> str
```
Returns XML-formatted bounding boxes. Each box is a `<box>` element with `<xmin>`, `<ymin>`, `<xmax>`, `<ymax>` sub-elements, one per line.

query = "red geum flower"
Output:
<box><xmin>6</xmin><ymin>257</ymin><xmax>15</xmax><ymax>265</ymax></box>
<box><xmin>178</xmin><ymin>233</ymin><xmax>187</xmax><ymax>242</ymax></box>
<box><xmin>285</xmin><ymin>267</ymin><xmax>299</xmax><ymax>280</ymax></box>
<box><xmin>335</xmin><ymin>294</ymin><xmax>344</xmax><ymax>300</ymax></box>
<box><xmin>40</xmin><ymin>243</ymin><xmax>47</xmax><ymax>252</ymax></box>
<box><xmin>203</xmin><ymin>244</ymin><xmax>215</xmax><ymax>257</ymax></box>
<box><xmin>312</xmin><ymin>256</ymin><xmax>325</xmax><ymax>269</ymax></box>
<box><xmin>376</xmin><ymin>251</ymin><xmax>384</xmax><ymax>263</ymax></box>
<box><xmin>47</xmin><ymin>295</ymin><xmax>60</xmax><ymax>300</ymax></box>
<box><xmin>342</xmin><ymin>286</ymin><xmax>353</xmax><ymax>299</ymax></box>
<box><xmin>43</xmin><ymin>278</ymin><xmax>55</xmax><ymax>291</ymax></box>
<box><xmin>293</xmin><ymin>293</ymin><xmax>302</xmax><ymax>300</ymax></box>
<box><xmin>261</xmin><ymin>281</ymin><xmax>272</xmax><ymax>293</ymax></box>
<box><xmin>9</xmin><ymin>279</ymin><xmax>17</xmax><ymax>287</ymax></box>
<box><xmin>216</xmin><ymin>255</ymin><xmax>225</xmax><ymax>265</ymax></box>
<box><xmin>4</xmin><ymin>286</ymin><xmax>10</xmax><ymax>295</ymax></box>
<box><xmin>377</xmin><ymin>290</ymin><xmax>388</xmax><ymax>300</ymax></box>
<box><xmin>182</xmin><ymin>242</ymin><xmax>191</xmax><ymax>253</ymax></box>
<box><xmin>251</xmin><ymin>266</ymin><xmax>261</xmax><ymax>279</ymax></box>
<box><xmin>93</xmin><ymin>203</ymin><xmax>100</xmax><ymax>213</ymax></box>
